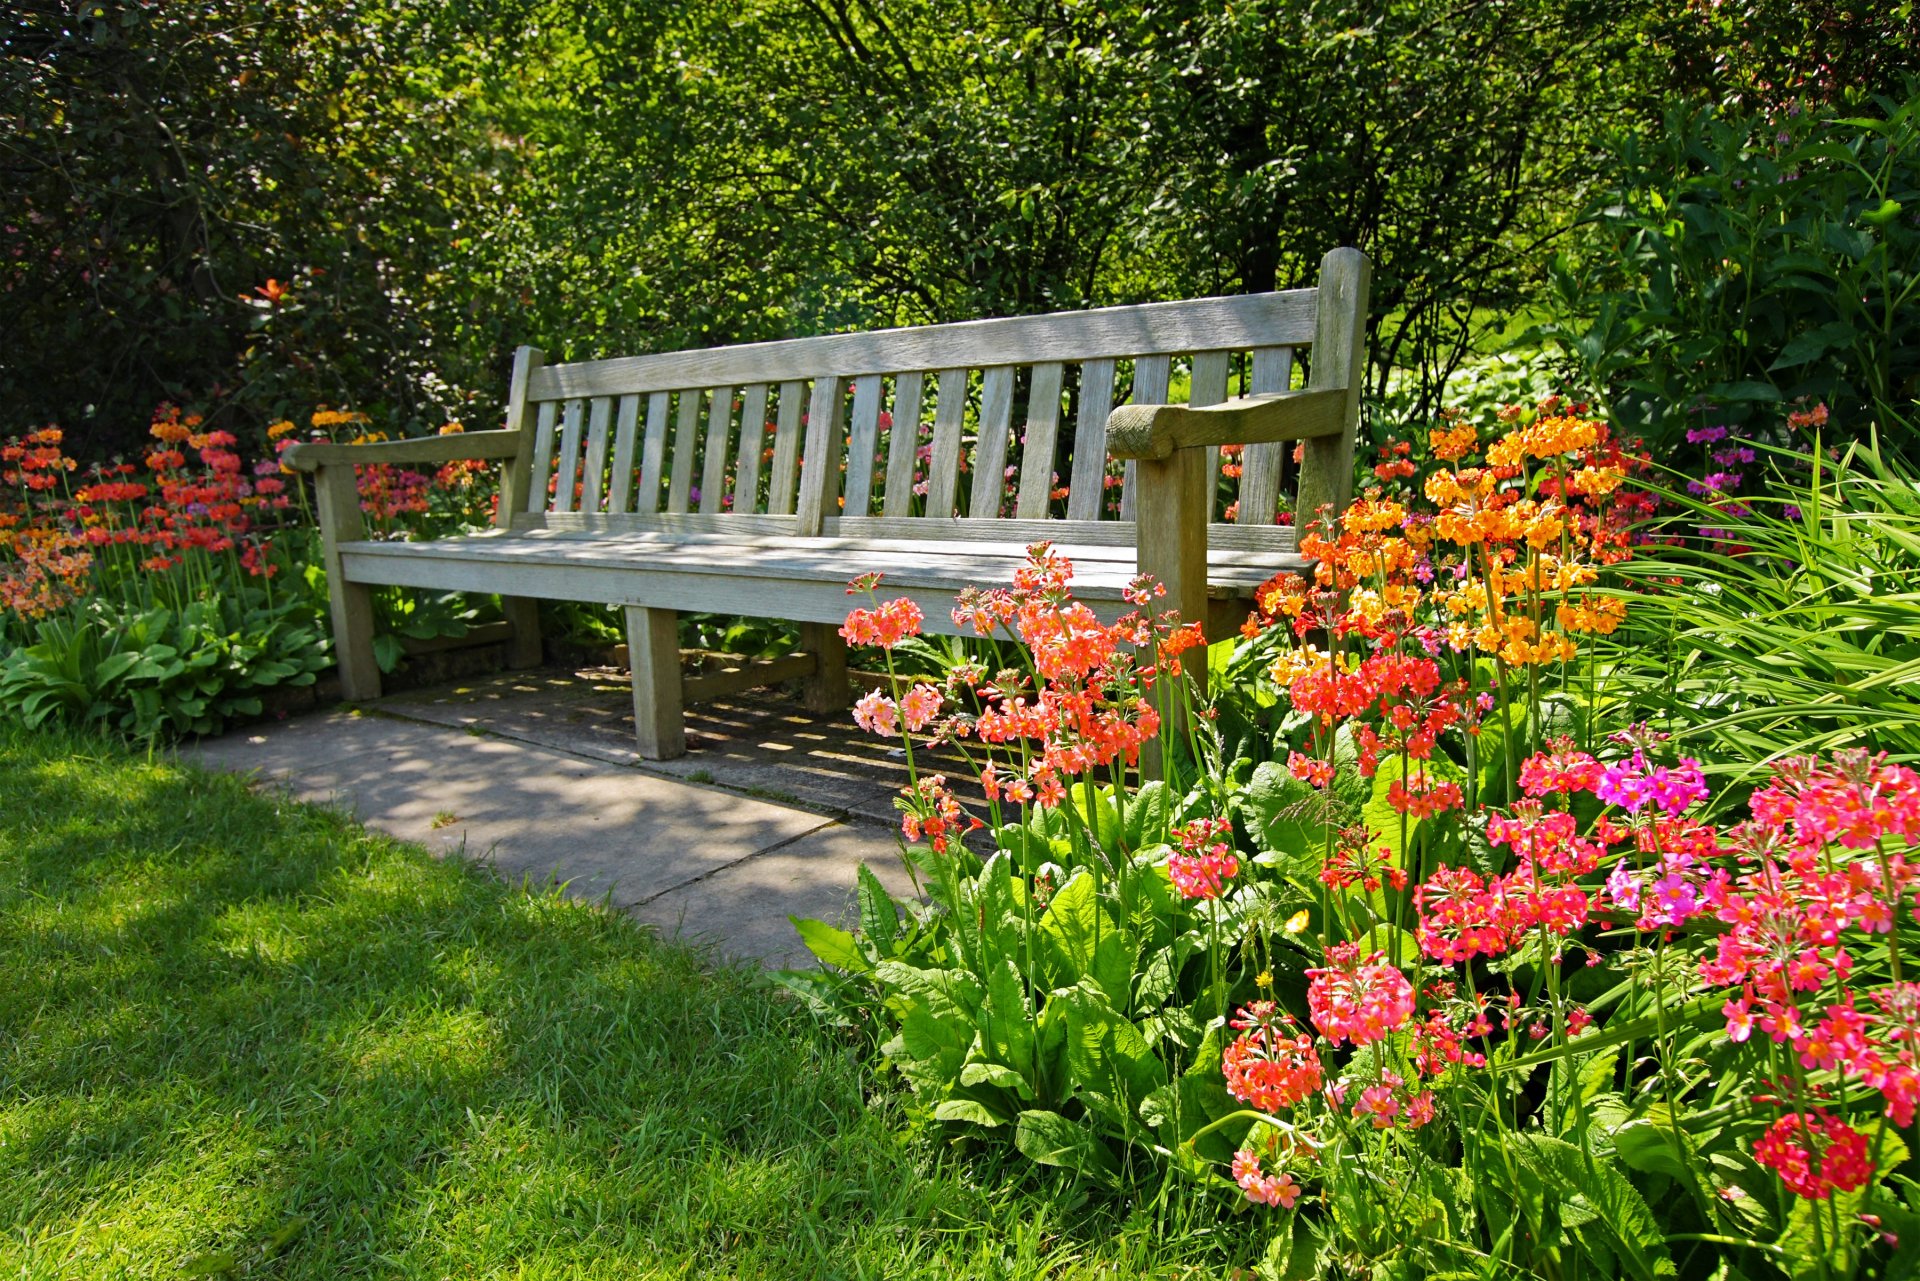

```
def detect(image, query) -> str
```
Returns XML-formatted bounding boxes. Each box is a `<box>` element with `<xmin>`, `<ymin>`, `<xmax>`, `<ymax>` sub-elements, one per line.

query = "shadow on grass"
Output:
<box><xmin>0</xmin><ymin>728</ymin><xmax>1243</xmax><ymax>1280</ymax></box>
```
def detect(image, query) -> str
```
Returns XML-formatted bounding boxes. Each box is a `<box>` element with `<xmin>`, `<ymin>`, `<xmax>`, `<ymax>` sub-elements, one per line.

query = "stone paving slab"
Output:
<box><xmin>181</xmin><ymin>705</ymin><xmax>908</xmax><ymax>964</ymax></box>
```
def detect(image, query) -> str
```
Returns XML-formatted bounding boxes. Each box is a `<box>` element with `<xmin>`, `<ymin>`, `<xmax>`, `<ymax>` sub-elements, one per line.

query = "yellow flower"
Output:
<box><xmin>266</xmin><ymin>419</ymin><xmax>298</xmax><ymax>440</ymax></box>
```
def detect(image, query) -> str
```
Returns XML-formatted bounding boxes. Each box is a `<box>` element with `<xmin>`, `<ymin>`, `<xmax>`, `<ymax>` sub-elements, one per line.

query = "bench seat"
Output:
<box><xmin>338</xmin><ymin>526</ymin><xmax>1303</xmax><ymax>637</ymax></box>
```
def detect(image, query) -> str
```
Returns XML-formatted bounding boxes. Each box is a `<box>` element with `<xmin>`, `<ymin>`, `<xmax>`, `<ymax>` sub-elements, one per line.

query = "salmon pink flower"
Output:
<box><xmin>853</xmin><ymin>689</ymin><xmax>899</xmax><ymax>737</ymax></box>
<box><xmin>1307</xmin><ymin>944</ymin><xmax>1415</xmax><ymax>1046</ymax></box>
<box><xmin>899</xmin><ymin>683</ymin><xmax>942</xmax><ymax>731</ymax></box>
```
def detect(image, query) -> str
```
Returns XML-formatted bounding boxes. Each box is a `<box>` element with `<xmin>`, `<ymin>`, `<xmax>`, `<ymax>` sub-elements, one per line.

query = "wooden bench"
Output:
<box><xmin>287</xmin><ymin>248</ymin><xmax>1370</xmax><ymax>760</ymax></box>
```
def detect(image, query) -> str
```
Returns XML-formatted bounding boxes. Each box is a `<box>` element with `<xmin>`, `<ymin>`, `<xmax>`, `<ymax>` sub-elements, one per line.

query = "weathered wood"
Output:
<box><xmin>666</xmin><ymin>389</ymin><xmax>701</xmax><ymax>515</ymax></box>
<box><xmin>282</xmin><ymin>429</ymin><xmax>524</xmax><ymax>474</ymax></box>
<box><xmin>733</xmin><ymin>383</ymin><xmax>770</xmax><ymax>515</ymax></box>
<box><xmin>638</xmin><ymin>391</ymin><xmax>670</xmax><ymax>514</ymax></box>
<box><xmin>607</xmin><ymin>394</ymin><xmax>642</xmax><ymax>515</ymax></box>
<box><xmin>1235</xmin><ymin>347</ymin><xmax>1294</xmax><ymax>526</ymax></box>
<box><xmin>924</xmin><ymin>368</ymin><xmax>968</xmax><ymax>519</ymax></box>
<box><xmin>527</xmin><ymin>400</ymin><xmax>559</xmax><ymax>512</ymax></box>
<box><xmin>799</xmin><ymin>621</ymin><xmax>851</xmax><ymax>713</ymax></box>
<box><xmin>1118</xmin><ymin>354</ymin><xmax>1172</xmax><ymax>521</ymax></box>
<box><xmin>1014</xmin><ymin>362</ymin><xmax>1064</xmax><ymax>518</ymax></box>
<box><xmin>794</xmin><ymin>376</ymin><xmax>848</xmax><ymax>536</ymax></box>
<box><xmin>683</xmin><ymin>652</ymin><xmax>819</xmax><ymax>705</ymax></box>
<box><xmin>624</xmin><ymin>605</ymin><xmax>685</xmax><ymax>760</ymax></box>
<box><xmin>843</xmin><ymin>373</ymin><xmax>885</xmax><ymax>518</ymax></box>
<box><xmin>325</xmin><ymin>254</ymin><xmax>1367</xmax><ymax>759</ymax></box>
<box><xmin>1106</xmin><ymin>388</ymin><xmax>1347</xmax><ymax>460</ymax></box>
<box><xmin>495</xmin><ymin>346</ymin><xmax>543</xmax><ymax>520</ymax></box>
<box><xmin>1296</xmin><ymin>247</ymin><xmax>1371</xmax><ymax>525</ymax></box>
<box><xmin>581</xmin><ymin>396</ymin><xmax>613</xmax><ymax>514</ymax></box>
<box><xmin>968</xmin><ymin>365</ymin><xmax>1016</xmax><ymax>519</ymax></box>
<box><xmin>529</xmin><ymin>289</ymin><xmax>1319</xmax><ymax>401</ymax></box>
<box><xmin>1066</xmin><ymin>358</ymin><xmax>1117</xmax><ymax>521</ymax></box>
<box><xmin>314</xmin><ymin>464</ymin><xmax>381</xmax><ymax>701</ymax></box>
<box><xmin>699</xmin><ymin>385</ymin><xmax>733</xmax><ymax>515</ymax></box>
<box><xmin>767</xmin><ymin>380</ymin><xmax>806</xmax><ymax>516</ymax></box>
<box><xmin>553</xmin><ymin>399</ymin><xmax>586</xmax><ymax>514</ymax></box>
<box><xmin>496</xmin><ymin>347</ymin><xmax>547</xmax><ymax>669</ymax></box>
<box><xmin>1188</xmin><ymin>349</ymin><xmax>1231</xmax><ymax>520</ymax></box>
<box><xmin>881</xmin><ymin>371</ymin><xmax>925</xmax><ymax>517</ymax></box>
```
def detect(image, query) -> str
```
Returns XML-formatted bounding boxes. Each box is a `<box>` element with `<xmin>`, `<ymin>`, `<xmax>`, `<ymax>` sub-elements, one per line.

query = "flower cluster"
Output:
<box><xmin>1167</xmin><ymin>817</ymin><xmax>1239</xmax><ymax>900</ymax></box>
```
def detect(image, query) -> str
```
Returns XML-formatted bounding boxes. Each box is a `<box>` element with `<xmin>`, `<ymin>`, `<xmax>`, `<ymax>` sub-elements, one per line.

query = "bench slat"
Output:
<box><xmin>607</xmin><ymin>394</ymin><xmax>642</xmax><ymax>514</ymax></box>
<box><xmin>699</xmin><ymin>385</ymin><xmax>732</xmax><ymax>515</ymax></box>
<box><xmin>968</xmin><ymin>366</ymin><xmax>1015</xmax><ymax>519</ymax></box>
<box><xmin>1189</xmin><ymin>350</ymin><xmax>1231</xmax><ymax>520</ymax></box>
<box><xmin>733</xmin><ymin>383</ymin><xmax>770</xmax><ymax>515</ymax></box>
<box><xmin>553</xmin><ymin>399</ymin><xmax>586</xmax><ymax>513</ymax></box>
<box><xmin>881</xmin><ymin>371</ymin><xmax>924</xmax><ymax>518</ymax></box>
<box><xmin>1065</xmin><ymin>359</ymin><xmax>1116</xmax><ymax>521</ymax></box>
<box><xmin>924</xmin><ymin>368</ymin><xmax>968</xmax><ymax>519</ymax></box>
<box><xmin>1118</xmin><ymin>354</ymin><xmax>1172</xmax><ymax>522</ymax></box>
<box><xmin>1236</xmin><ymin>346</ymin><xmax>1294</xmax><ymax>525</ymax></box>
<box><xmin>637</xmin><ymin>391</ymin><xmax>670</xmax><ymax>514</ymax></box>
<box><xmin>795</xmin><ymin>376</ymin><xmax>848</xmax><ymax>536</ymax></box>
<box><xmin>767</xmin><ymin>380</ymin><xmax>805</xmax><ymax>515</ymax></box>
<box><xmin>1013</xmin><ymin>362</ymin><xmax>1064</xmax><ymax>519</ymax></box>
<box><xmin>581</xmin><ymin>396</ymin><xmax>613</xmax><ymax>513</ymax></box>
<box><xmin>526</xmin><ymin>288</ymin><xmax>1318</xmax><ymax>401</ymax></box>
<box><xmin>666</xmin><ymin>390</ymin><xmax>701</xmax><ymax>515</ymax></box>
<box><xmin>527</xmin><ymin>400</ymin><xmax>559</xmax><ymax>513</ymax></box>
<box><xmin>843</xmin><ymin>374</ymin><xmax>884</xmax><ymax>518</ymax></box>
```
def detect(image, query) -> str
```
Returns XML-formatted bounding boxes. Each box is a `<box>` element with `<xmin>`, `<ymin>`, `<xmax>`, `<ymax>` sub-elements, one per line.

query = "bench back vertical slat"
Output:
<box><xmin>527</xmin><ymin>400</ymin><xmax>559</xmax><ymax>514</ymax></box>
<box><xmin>553</xmin><ymin>399</ymin><xmax>586</xmax><ymax>513</ymax></box>
<box><xmin>843</xmin><ymin>374</ymin><xmax>885</xmax><ymax>517</ymax></box>
<box><xmin>1296</xmin><ymin>247</ymin><xmax>1371</xmax><ymax>521</ymax></box>
<box><xmin>733</xmin><ymin>383</ymin><xmax>770</xmax><ymax>515</ymax></box>
<box><xmin>1065</xmin><ymin>358</ymin><xmax>1117</xmax><ymax>521</ymax></box>
<box><xmin>1118</xmin><ymin>354</ymin><xmax>1172</xmax><ymax>521</ymax></box>
<box><xmin>1189</xmin><ymin>349</ymin><xmax>1232</xmax><ymax>520</ymax></box>
<box><xmin>767</xmin><ymin>380</ymin><xmax>806</xmax><ymax>515</ymax></box>
<box><xmin>882</xmin><ymin>371</ymin><xmax>924</xmax><ymax>517</ymax></box>
<box><xmin>581</xmin><ymin>396</ymin><xmax>613</xmax><ymax>514</ymax></box>
<box><xmin>924</xmin><ymin>368</ymin><xmax>969</xmax><ymax>519</ymax></box>
<box><xmin>607</xmin><ymin>393</ymin><xmax>642</xmax><ymax>514</ymax></box>
<box><xmin>666</xmin><ymin>390</ymin><xmax>701</xmax><ymax>514</ymax></box>
<box><xmin>968</xmin><ymin>366</ymin><xmax>1016</xmax><ymax>520</ymax></box>
<box><xmin>795</xmin><ymin>376</ymin><xmax>847</xmax><ymax>535</ymax></box>
<box><xmin>1235</xmin><ymin>345</ymin><xmax>1295</xmax><ymax>525</ymax></box>
<box><xmin>499</xmin><ymin>346</ymin><xmax>544</xmax><ymax>524</ymax></box>
<box><xmin>637</xmin><ymin>392</ymin><xmax>670</xmax><ymax>514</ymax></box>
<box><xmin>699</xmin><ymin>385</ymin><xmax>733</xmax><ymax>514</ymax></box>
<box><xmin>1013</xmin><ymin>361</ymin><xmax>1065</xmax><ymax>518</ymax></box>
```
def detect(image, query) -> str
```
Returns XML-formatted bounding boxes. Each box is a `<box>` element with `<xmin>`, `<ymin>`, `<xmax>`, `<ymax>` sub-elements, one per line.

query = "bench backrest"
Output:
<box><xmin>499</xmin><ymin>249</ymin><xmax>1367</xmax><ymax>551</ymax></box>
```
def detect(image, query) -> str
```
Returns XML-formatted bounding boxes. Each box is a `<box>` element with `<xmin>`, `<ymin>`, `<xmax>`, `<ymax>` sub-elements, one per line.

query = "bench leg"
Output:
<box><xmin>799</xmin><ymin>622</ymin><xmax>850</xmax><ymax>714</ymax></box>
<box><xmin>313</xmin><ymin>463</ymin><xmax>382</xmax><ymax>703</ymax></box>
<box><xmin>501</xmin><ymin>596</ymin><xmax>543</xmax><ymax>669</ymax></box>
<box><xmin>624</xmin><ymin>605</ymin><xmax>686</xmax><ymax>760</ymax></box>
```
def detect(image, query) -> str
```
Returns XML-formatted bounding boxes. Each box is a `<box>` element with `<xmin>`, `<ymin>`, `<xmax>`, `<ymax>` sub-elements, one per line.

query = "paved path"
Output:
<box><xmin>183</xmin><ymin>700</ymin><xmax>914</xmax><ymax>968</ymax></box>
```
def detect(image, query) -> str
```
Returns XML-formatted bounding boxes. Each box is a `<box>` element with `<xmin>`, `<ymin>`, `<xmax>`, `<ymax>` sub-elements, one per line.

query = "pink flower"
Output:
<box><xmin>852</xmin><ymin>689</ymin><xmax>899</xmax><ymax>737</ymax></box>
<box><xmin>1307</xmin><ymin>944</ymin><xmax>1415</xmax><ymax>1047</ymax></box>
<box><xmin>900</xmin><ymin>683</ymin><xmax>943</xmax><ymax>731</ymax></box>
<box><xmin>1232</xmin><ymin>1149</ymin><xmax>1302</xmax><ymax>1208</ymax></box>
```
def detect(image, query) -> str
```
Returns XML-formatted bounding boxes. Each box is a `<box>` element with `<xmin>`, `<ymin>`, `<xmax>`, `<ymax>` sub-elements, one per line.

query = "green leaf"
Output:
<box><xmin>1038</xmin><ymin>868</ymin><xmax>1136</xmax><ymax>1010</ymax></box>
<box><xmin>788</xmin><ymin>916</ymin><xmax>869</xmax><ymax>973</ymax></box>
<box><xmin>932</xmin><ymin>1098</ymin><xmax>1006</xmax><ymax>1127</ymax></box>
<box><xmin>1013</xmin><ymin>1109</ymin><xmax>1115</xmax><ymax>1181</ymax></box>
<box><xmin>1511</xmin><ymin>1134</ymin><xmax>1676</xmax><ymax>1281</ymax></box>
<box><xmin>855</xmin><ymin>863</ymin><xmax>898</xmax><ymax>950</ymax></box>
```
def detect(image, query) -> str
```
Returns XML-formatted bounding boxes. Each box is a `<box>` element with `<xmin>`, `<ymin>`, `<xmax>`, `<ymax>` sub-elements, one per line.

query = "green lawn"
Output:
<box><xmin>0</xmin><ymin>726</ymin><xmax>1239</xmax><ymax>1279</ymax></box>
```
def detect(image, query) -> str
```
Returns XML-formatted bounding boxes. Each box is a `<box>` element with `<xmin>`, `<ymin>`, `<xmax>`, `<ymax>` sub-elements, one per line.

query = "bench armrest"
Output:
<box><xmin>1106</xmin><ymin>388</ymin><xmax>1347</xmax><ymax>461</ymax></box>
<box><xmin>281</xmin><ymin>430</ymin><xmax>523</xmax><ymax>473</ymax></box>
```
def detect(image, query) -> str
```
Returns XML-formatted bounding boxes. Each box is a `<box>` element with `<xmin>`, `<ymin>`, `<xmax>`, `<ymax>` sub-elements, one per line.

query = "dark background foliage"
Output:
<box><xmin>2</xmin><ymin>0</ymin><xmax>1913</xmax><ymax>459</ymax></box>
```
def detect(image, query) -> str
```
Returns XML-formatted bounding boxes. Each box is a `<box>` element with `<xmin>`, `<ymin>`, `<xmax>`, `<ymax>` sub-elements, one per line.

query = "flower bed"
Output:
<box><xmin>794</xmin><ymin>401</ymin><xmax>1918</xmax><ymax>1279</ymax></box>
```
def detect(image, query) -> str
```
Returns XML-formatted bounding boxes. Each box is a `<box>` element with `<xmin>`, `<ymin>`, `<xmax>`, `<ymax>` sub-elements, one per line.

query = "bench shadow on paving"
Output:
<box><xmin>185</xmin><ymin>666</ymin><xmax>941</xmax><ymax>968</ymax></box>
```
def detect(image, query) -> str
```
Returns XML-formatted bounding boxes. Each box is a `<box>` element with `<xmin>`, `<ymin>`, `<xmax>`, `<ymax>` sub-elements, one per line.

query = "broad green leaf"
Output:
<box><xmin>789</xmin><ymin>916</ymin><xmax>869</xmax><ymax>972</ymax></box>
<box><xmin>1014</xmin><ymin>1109</ymin><xmax>1115</xmax><ymax>1181</ymax></box>
<box><xmin>932</xmin><ymin>1098</ymin><xmax>1006</xmax><ymax>1127</ymax></box>
<box><xmin>1038</xmin><ymin>868</ymin><xmax>1137</xmax><ymax>1010</ymax></box>
<box><xmin>855</xmin><ymin>863</ymin><xmax>898</xmax><ymax>949</ymax></box>
<box><xmin>1511</xmin><ymin>1133</ymin><xmax>1676</xmax><ymax>1281</ymax></box>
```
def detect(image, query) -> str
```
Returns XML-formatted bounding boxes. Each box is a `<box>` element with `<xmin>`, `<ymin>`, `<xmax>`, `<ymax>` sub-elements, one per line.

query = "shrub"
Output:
<box><xmin>1537</xmin><ymin>92</ymin><xmax>1919</xmax><ymax>453</ymax></box>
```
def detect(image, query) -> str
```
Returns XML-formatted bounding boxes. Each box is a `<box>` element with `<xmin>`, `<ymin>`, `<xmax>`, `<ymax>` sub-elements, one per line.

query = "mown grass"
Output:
<box><xmin>0</xmin><ymin>725</ymin><xmax>1246</xmax><ymax>1279</ymax></box>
